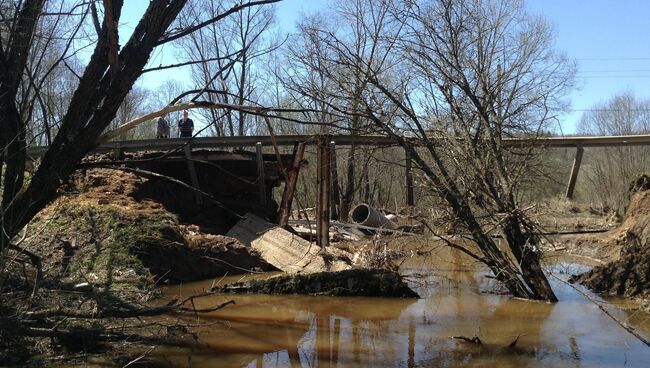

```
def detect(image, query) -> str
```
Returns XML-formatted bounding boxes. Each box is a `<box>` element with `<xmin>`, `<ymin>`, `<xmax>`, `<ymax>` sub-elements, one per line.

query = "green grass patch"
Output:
<box><xmin>51</xmin><ymin>203</ymin><xmax>181</xmax><ymax>291</ymax></box>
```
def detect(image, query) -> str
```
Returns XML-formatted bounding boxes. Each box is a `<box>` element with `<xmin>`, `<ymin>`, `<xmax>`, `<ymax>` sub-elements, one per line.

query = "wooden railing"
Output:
<box><xmin>26</xmin><ymin>133</ymin><xmax>650</xmax><ymax>156</ymax></box>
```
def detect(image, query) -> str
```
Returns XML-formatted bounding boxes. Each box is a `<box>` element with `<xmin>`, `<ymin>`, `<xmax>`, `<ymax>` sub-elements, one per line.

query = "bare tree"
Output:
<box><xmin>3</xmin><ymin>0</ymin><xmax>88</xmax><ymax>146</ymax></box>
<box><xmin>0</xmin><ymin>0</ymin><xmax>280</xmax><ymax>338</ymax></box>
<box><xmin>291</xmin><ymin>0</ymin><xmax>575</xmax><ymax>301</ymax></box>
<box><xmin>152</xmin><ymin>79</ymin><xmax>188</xmax><ymax>136</ymax></box>
<box><xmin>111</xmin><ymin>85</ymin><xmax>154</xmax><ymax>139</ymax></box>
<box><xmin>578</xmin><ymin>92</ymin><xmax>650</xmax><ymax>212</ymax></box>
<box><xmin>176</xmin><ymin>0</ymin><xmax>279</xmax><ymax>136</ymax></box>
<box><xmin>280</xmin><ymin>0</ymin><xmax>399</xmax><ymax>219</ymax></box>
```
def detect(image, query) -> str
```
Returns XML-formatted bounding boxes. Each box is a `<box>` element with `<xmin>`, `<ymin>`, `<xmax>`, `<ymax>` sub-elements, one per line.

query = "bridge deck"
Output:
<box><xmin>26</xmin><ymin>133</ymin><xmax>650</xmax><ymax>157</ymax></box>
<box><xmin>26</xmin><ymin>133</ymin><xmax>650</xmax><ymax>248</ymax></box>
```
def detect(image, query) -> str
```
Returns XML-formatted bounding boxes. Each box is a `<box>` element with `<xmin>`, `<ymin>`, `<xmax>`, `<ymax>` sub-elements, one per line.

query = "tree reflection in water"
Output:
<box><xmin>149</xmin><ymin>249</ymin><xmax>650</xmax><ymax>367</ymax></box>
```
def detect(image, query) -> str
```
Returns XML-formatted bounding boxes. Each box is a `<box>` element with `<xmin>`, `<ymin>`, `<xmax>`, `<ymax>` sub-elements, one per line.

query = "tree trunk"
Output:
<box><xmin>502</xmin><ymin>218</ymin><xmax>557</xmax><ymax>301</ymax></box>
<box><xmin>2</xmin><ymin>0</ymin><xmax>185</xmax><ymax>236</ymax></box>
<box><xmin>340</xmin><ymin>143</ymin><xmax>357</xmax><ymax>221</ymax></box>
<box><xmin>402</xmin><ymin>139</ymin><xmax>558</xmax><ymax>301</ymax></box>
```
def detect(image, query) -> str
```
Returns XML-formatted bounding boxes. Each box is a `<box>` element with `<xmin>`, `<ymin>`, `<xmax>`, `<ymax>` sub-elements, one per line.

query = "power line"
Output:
<box><xmin>576</xmin><ymin>75</ymin><xmax>650</xmax><ymax>79</ymax></box>
<box><xmin>576</xmin><ymin>57</ymin><xmax>650</xmax><ymax>61</ymax></box>
<box><xmin>568</xmin><ymin>109</ymin><xmax>650</xmax><ymax>112</ymax></box>
<box><xmin>579</xmin><ymin>69</ymin><xmax>650</xmax><ymax>73</ymax></box>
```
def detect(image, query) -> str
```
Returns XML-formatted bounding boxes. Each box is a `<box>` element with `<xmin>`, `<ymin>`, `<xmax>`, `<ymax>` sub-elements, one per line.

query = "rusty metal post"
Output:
<box><xmin>565</xmin><ymin>144</ymin><xmax>584</xmax><ymax>200</ymax></box>
<box><xmin>408</xmin><ymin>319</ymin><xmax>415</xmax><ymax>368</ymax></box>
<box><xmin>278</xmin><ymin>142</ymin><xmax>306</xmax><ymax>227</ymax></box>
<box><xmin>329</xmin><ymin>140</ymin><xmax>340</xmax><ymax>220</ymax></box>
<box><xmin>183</xmin><ymin>144</ymin><xmax>203</xmax><ymax>205</ymax></box>
<box><xmin>405</xmin><ymin>148</ymin><xmax>414</xmax><ymax>208</ymax></box>
<box><xmin>113</xmin><ymin>142</ymin><xmax>123</xmax><ymax>161</ymax></box>
<box><xmin>256</xmin><ymin>142</ymin><xmax>267</xmax><ymax>210</ymax></box>
<box><xmin>316</xmin><ymin>137</ymin><xmax>330</xmax><ymax>248</ymax></box>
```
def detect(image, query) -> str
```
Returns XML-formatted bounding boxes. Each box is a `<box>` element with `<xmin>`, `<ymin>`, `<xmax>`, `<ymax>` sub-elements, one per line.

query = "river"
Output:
<box><xmin>145</xmin><ymin>247</ymin><xmax>650</xmax><ymax>367</ymax></box>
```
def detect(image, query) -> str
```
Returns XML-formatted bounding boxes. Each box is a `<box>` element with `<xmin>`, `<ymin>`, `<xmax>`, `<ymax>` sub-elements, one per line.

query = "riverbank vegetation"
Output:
<box><xmin>1</xmin><ymin>0</ymin><xmax>650</xmax><ymax>366</ymax></box>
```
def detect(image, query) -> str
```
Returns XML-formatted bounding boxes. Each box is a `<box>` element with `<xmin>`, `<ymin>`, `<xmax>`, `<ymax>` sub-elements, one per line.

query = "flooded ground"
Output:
<box><xmin>148</xmin><ymin>247</ymin><xmax>650</xmax><ymax>367</ymax></box>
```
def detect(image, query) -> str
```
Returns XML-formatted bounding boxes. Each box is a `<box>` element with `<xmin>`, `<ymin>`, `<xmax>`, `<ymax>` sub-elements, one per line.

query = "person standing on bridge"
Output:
<box><xmin>156</xmin><ymin>114</ymin><xmax>170</xmax><ymax>139</ymax></box>
<box><xmin>178</xmin><ymin>109</ymin><xmax>194</xmax><ymax>138</ymax></box>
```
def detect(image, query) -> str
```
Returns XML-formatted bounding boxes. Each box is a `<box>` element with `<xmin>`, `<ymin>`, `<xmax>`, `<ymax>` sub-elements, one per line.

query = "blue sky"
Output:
<box><xmin>525</xmin><ymin>0</ymin><xmax>650</xmax><ymax>133</ymax></box>
<box><xmin>121</xmin><ymin>0</ymin><xmax>650</xmax><ymax>134</ymax></box>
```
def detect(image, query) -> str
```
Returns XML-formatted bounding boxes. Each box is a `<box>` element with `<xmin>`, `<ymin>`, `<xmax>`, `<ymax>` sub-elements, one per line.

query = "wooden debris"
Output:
<box><xmin>452</xmin><ymin>335</ymin><xmax>482</xmax><ymax>345</ymax></box>
<box><xmin>507</xmin><ymin>335</ymin><xmax>520</xmax><ymax>348</ymax></box>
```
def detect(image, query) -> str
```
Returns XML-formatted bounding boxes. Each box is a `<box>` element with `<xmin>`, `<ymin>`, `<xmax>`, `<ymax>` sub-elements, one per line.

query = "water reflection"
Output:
<box><xmin>149</xmin><ymin>251</ymin><xmax>650</xmax><ymax>367</ymax></box>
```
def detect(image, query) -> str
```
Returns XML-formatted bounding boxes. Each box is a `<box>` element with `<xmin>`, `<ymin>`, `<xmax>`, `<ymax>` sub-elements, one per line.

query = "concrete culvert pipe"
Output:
<box><xmin>350</xmin><ymin>203</ymin><xmax>399</xmax><ymax>230</ymax></box>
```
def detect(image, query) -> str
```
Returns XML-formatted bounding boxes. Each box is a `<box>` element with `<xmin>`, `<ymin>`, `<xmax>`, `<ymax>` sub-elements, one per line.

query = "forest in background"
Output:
<box><xmin>2</xmin><ymin>1</ymin><xmax>650</xmax><ymax>362</ymax></box>
<box><xmin>12</xmin><ymin>0</ymin><xmax>649</xmax><ymax>215</ymax></box>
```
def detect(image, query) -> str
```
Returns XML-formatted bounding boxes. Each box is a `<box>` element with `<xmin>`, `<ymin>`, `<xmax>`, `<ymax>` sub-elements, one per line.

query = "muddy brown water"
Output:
<box><xmin>147</xmin><ymin>249</ymin><xmax>650</xmax><ymax>367</ymax></box>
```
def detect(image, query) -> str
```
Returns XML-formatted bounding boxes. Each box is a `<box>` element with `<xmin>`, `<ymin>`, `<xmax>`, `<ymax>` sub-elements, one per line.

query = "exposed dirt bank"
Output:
<box><xmin>2</xmin><ymin>167</ymin><xmax>278</xmax><ymax>365</ymax></box>
<box><xmin>22</xmin><ymin>168</ymin><xmax>276</xmax><ymax>299</ymax></box>
<box><xmin>571</xmin><ymin>175</ymin><xmax>650</xmax><ymax>299</ymax></box>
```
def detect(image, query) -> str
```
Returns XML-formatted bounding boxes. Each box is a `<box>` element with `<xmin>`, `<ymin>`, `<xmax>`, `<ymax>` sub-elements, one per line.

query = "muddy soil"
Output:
<box><xmin>571</xmin><ymin>174</ymin><xmax>650</xmax><ymax>299</ymax></box>
<box><xmin>3</xmin><ymin>167</ymin><xmax>280</xmax><ymax>366</ymax></box>
<box><xmin>22</xmin><ymin>168</ymin><xmax>276</xmax><ymax>300</ymax></box>
<box><xmin>212</xmin><ymin>268</ymin><xmax>419</xmax><ymax>298</ymax></box>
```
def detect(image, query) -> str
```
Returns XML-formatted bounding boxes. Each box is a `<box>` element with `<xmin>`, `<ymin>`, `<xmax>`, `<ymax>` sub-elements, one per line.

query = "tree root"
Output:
<box><xmin>7</xmin><ymin>243</ymin><xmax>43</xmax><ymax>298</ymax></box>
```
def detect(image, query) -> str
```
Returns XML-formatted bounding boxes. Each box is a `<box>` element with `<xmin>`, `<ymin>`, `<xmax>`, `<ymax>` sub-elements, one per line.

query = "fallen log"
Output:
<box><xmin>211</xmin><ymin>268</ymin><xmax>419</xmax><ymax>298</ymax></box>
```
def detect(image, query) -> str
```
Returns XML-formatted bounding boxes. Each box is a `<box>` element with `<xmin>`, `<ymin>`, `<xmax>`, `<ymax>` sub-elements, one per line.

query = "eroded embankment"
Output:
<box><xmin>572</xmin><ymin>175</ymin><xmax>650</xmax><ymax>300</ymax></box>
<box><xmin>22</xmin><ymin>168</ymin><xmax>276</xmax><ymax>300</ymax></box>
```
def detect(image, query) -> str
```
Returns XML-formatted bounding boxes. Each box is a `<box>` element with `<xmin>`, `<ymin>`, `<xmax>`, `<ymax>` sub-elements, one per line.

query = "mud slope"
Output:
<box><xmin>572</xmin><ymin>175</ymin><xmax>650</xmax><ymax>298</ymax></box>
<box><xmin>24</xmin><ymin>168</ymin><xmax>275</xmax><ymax>297</ymax></box>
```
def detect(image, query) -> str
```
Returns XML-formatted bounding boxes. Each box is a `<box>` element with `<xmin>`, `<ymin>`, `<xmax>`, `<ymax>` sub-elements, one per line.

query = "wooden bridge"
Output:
<box><xmin>27</xmin><ymin>133</ymin><xmax>650</xmax><ymax>247</ymax></box>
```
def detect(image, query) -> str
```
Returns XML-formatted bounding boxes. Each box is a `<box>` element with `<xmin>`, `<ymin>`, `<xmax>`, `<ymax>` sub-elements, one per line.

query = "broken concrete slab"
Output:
<box><xmin>226</xmin><ymin>213</ymin><xmax>352</xmax><ymax>274</ymax></box>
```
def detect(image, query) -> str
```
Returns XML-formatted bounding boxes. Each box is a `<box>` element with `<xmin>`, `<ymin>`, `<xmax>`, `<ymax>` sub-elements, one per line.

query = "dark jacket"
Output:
<box><xmin>178</xmin><ymin>118</ymin><xmax>194</xmax><ymax>136</ymax></box>
<box><xmin>156</xmin><ymin>117</ymin><xmax>170</xmax><ymax>138</ymax></box>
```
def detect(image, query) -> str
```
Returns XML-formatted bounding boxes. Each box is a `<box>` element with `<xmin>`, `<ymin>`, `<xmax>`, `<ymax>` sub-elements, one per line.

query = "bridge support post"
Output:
<box><xmin>113</xmin><ymin>142</ymin><xmax>123</xmax><ymax>161</ymax></box>
<box><xmin>256</xmin><ymin>142</ymin><xmax>267</xmax><ymax>211</ymax></box>
<box><xmin>183</xmin><ymin>144</ymin><xmax>203</xmax><ymax>205</ymax></box>
<box><xmin>329</xmin><ymin>141</ymin><xmax>340</xmax><ymax>220</ymax></box>
<box><xmin>405</xmin><ymin>148</ymin><xmax>414</xmax><ymax>211</ymax></box>
<box><xmin>316</xmin><ymin>137</ymin><xmax>330</xmax><ymax>248</ymax></box>
<box><xmin>565</xmin><ymin>144</ymin><xmax>584</xmax><ymax>200</ymax></box>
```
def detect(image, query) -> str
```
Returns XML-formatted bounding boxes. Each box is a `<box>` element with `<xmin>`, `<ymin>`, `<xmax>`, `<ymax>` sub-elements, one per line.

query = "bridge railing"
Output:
<box><xmin>26</xmin><ymin>133</ymin><xmax>650</xmax><ymax>199</ymax></box>
<box><xmin>25</xmin><ymin>133</ymin><xmax>650</xmax><ymax>247</ymax></box>
<box><xmin>26</xmin><ymin>133</ymin><xmax>650</xmax><ymax>156</ymax></box>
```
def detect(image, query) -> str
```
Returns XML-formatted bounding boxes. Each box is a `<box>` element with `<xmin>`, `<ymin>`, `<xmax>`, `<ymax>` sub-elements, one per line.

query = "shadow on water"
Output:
<box><xmin>147</xmin><ymin>248</ymin><xmax>650</xmax><ymax>368</ymax></box>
